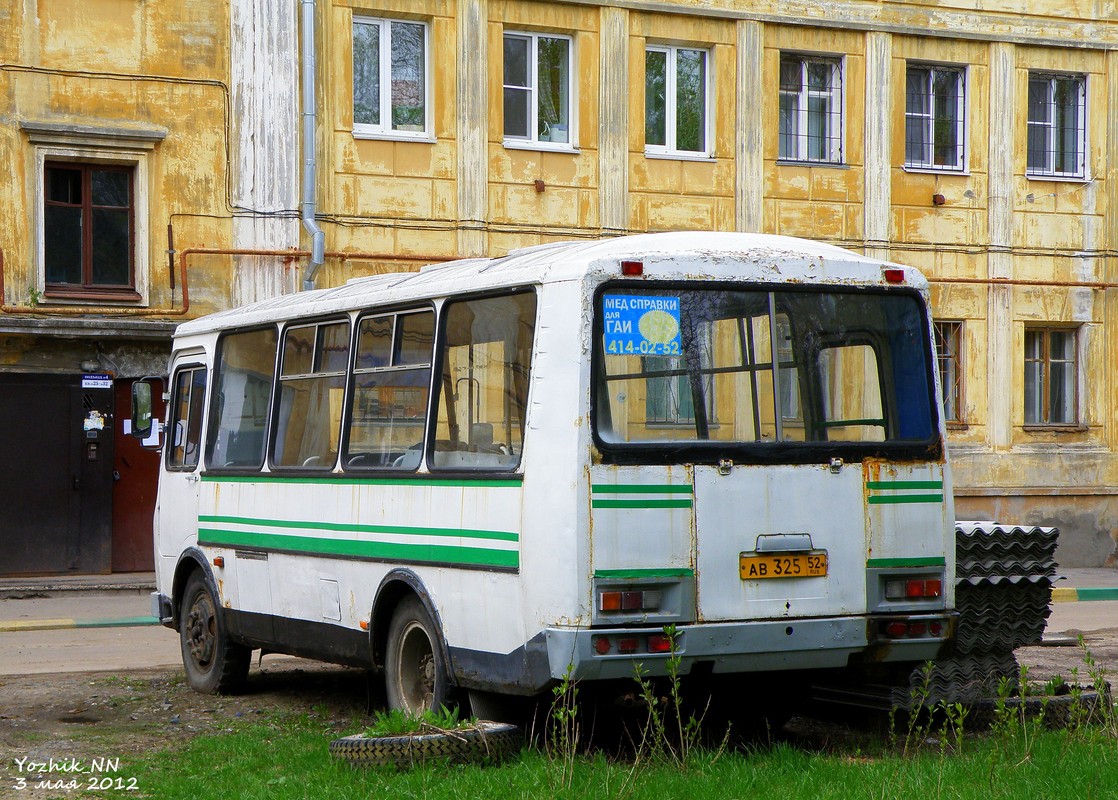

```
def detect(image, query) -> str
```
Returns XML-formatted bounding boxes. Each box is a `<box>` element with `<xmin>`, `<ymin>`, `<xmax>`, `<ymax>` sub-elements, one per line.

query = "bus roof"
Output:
<box><xmin>175</xmin><ymin>231</ymin><xmax>926</xmax><ymax>336</ymax></box>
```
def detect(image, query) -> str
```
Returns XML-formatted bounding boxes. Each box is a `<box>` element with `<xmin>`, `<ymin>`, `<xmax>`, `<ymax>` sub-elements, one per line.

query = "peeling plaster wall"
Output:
<box><xmin>230</xmin><ymin>0</ymin><xmax>300</xmax><ymax>306</ymax></box>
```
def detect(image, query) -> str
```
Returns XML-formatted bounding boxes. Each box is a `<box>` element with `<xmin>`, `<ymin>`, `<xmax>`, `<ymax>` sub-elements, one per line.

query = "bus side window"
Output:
<box><xmin>168</xmin><ymin>366</ymin><xmax>207</xmax><ymax>471</ymax></box>
<box><xmin>273</xmin><ymin>320</ymin><xmax>350</xmax><ymax>469</ymax></box>
<box><xmin>206</xmin><ymin>327</ymin><xmax>278</xmax><ymax>469</ymax></box>
<box><xmin>433</xmin><ymin>292</ymin><xmax>536</xmax><ymax>470</ymax></box>
<box><xmin>345</xmin><ymin>310</ymin><xmax>434</xmax><ymax>470</ymax></box>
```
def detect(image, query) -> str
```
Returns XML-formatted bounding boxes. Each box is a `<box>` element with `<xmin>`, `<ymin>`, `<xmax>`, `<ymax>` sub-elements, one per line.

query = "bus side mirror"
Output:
<box><xmin>131</xmin><ymin>377</ymin><xmax>163</xmax><ymax>449</ymax></box>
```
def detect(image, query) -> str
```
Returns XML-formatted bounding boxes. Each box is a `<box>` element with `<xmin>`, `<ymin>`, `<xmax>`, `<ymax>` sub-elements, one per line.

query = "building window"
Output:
<box><xmin>778</xmin><ymin>54</ymin><xmax>843</xmax><ymax>164</ymax></box>
<box><xmin>905</xmin><ymin>65</ymin><xmax>965</xmax><ymax>171</ymax></box>
<box><xmin>1027</xmin><ymin>73</ymin><xmax>1086</xmax><ymax>179</ymax></box>
<box><xmin>43</xmin><ymin>162</ymin><xmax>136</xmax><ymax>300</ymax></box>
<box><xmin>503</xmin><ymin>32</ymin><xmax>573</xmax><ymax>148</ymax></box>
<box><xmin>933</xmin><ymin>321</ymin><xmax>963</xmax><ymax>423</ymax></box>
<box><xmin>1024</xmin><ymin>327</ymin><xmax>1078</xmax><ymax>425</ymax></box>
<box><xmin>353</xmin><ymin>17</ymin><xmax>430</xmax><ymax>138</ymax></box>
<box><xmin>645</xmin><ymin>45</ymin><xmax>711</xmax><ymax>157</ymax></box>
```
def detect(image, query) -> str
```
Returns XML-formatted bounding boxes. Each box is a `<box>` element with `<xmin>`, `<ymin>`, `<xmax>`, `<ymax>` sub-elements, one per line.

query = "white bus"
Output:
<box><xmin>135</xmin><ymin>231</ymin><xmax>956</xmax><ymax>716</ymax></box>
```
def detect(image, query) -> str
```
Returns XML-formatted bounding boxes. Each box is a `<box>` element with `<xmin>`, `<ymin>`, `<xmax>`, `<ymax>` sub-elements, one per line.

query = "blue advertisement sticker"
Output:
<box><xmin>602</xmin><ymin>294</ymin><xmax>682</xmax><ymax>356</ymax></box>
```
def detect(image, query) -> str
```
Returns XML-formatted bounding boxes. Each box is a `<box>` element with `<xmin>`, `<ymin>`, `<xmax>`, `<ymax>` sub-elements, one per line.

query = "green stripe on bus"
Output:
<box><xmin>593</xmin><ymin>568</ymin><xmax>695</xmax><ymax>579</ymax></box>
<box><xmin>198</xmin><ymin>529</ymin><xmax>518</xmax><ymax>569</ymax></box>
<box><xmin>591</xmin><ymin>484</ymin><xmax>693</xmax><ymax>494</ymax></box>
<box><xmin>201</xmin><ymin>474</ymin><xmax>522</xmax><ymax>488</ymax></box>
<box><xmin>591</xmin><ymin>499</ymin><xmax>693</xmax><ymax>509</ymax></box>
<box><xmin>866</xmin><ymin>480</ymin><xmax>943</xmax><ymax>490</ymax></box>
<box><xmin>867</xmin><ymin>557</ymin><xmax>947</xmax><ymax>568</ymax></box>
<box><xmin>867</xmin><ymin>494</ymin><xmax>944</xmax><ymax>505</ymax></box>
<box><xmin>199</xmin><ymin>515</ymin><xmax>518</xmax><ymax>543</ymax></box>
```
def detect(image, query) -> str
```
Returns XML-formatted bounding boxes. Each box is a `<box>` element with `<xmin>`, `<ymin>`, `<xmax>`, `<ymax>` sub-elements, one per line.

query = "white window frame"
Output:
<box><xmin>22</xmin><ymin>122</ymin><xmax>157</xmax><ymax>307</ymax></box>
<box><xmin>352</xmin><ymin>16</ymin><xmax>433</xmax><ymax>142</ymax></box>
<box><xmin>1026</xmin><ymin>72</ymin><xmax>1087</xmax><ymax>180</ymax></box>
<box><xmin>778</xmin><ymin>54</ymin><xmax>844</xmax><ymax>165</ymax></box>
<box><xmin>502</xmin><ymin>31</ymin><xmax>577</xmax><ymax>152</ymax></box>
<box><xmin>644</xmin><ymin>44</ymin><xmax>713</xmax><ymax>160</ymax></box>
<box><xmin>904</xmin><ymin>64</ymin><xmax>967</xmax><ymax>173</ymax></box>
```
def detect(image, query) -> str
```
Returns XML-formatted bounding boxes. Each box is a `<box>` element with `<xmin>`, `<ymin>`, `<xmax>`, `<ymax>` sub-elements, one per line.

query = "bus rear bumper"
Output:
<box><xmin>545</xmin><ymin>614</ymin><xmax>954</xmax><ymax>683</ymax></box>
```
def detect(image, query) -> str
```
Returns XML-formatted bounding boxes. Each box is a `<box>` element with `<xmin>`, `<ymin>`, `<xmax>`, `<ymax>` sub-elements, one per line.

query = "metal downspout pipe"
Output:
<box><xmin>300</xmin><ymin>0</ymin><xmax>325</xmax><ymax>290</ymax></box>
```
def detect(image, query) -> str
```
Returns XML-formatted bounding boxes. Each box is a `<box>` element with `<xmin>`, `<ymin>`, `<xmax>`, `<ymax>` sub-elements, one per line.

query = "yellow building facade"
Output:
<box><xmin>2</xmin><ymin>0</ymin><xmax>1118</xmax><ymax>571</ymax></box>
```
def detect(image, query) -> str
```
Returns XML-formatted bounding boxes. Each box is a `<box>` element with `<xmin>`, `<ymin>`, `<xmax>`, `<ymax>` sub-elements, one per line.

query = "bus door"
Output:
<box><xmin>157</xmin><ymin>355</ymin><xmax>209</xmax><ymax>567</ymax></box>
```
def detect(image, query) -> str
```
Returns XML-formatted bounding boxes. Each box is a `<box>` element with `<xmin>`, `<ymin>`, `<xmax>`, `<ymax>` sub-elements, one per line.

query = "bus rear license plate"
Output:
<box><xmin>739</xmin><ymin>552</ymin><xmax>828</xmax><ymax>580</ymax></box>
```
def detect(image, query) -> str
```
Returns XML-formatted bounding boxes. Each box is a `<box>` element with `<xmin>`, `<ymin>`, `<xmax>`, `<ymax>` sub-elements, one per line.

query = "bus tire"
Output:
<box><xmin>180</xmin><ymin>571</ymin><xmax>250</xmax><ymax>694</ymax></box>
<box><xmin>384</xmin><ymin>595</ymin><xmax>452</xmax><ymax>715</ymax></box>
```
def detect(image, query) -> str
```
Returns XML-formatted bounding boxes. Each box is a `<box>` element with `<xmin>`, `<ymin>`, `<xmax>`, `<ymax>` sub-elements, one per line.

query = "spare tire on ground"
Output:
<box><xmin>329</xmin><ymin>721</ymin><xmax>522</xmax><ymax>768</ymax></box>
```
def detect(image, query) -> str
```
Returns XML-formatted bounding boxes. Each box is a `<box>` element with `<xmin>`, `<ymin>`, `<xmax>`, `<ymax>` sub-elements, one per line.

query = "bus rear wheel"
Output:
<box><xmin>180</xmin><ymin>571</ymin><xmax>250</xmax><ymax>694</ymax></box>
<box><xmin>385</xmin><ymin>596</ymin><xmax>452</xmax><ymax>715</ymax></box>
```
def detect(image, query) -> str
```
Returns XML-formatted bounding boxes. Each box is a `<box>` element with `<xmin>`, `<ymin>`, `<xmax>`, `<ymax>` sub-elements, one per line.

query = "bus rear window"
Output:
<box><xmin>594</xmin><ymin>287</ymin><xmax>935</xmax><ymax>448</ymax></box>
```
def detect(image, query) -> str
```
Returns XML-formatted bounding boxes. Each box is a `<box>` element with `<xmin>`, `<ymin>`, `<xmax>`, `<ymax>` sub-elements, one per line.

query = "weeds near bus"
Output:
<box><xmin>363</xmin><ymin>706</ymin><xmax>467</xmax><ymax>738</ymax></box>
<box><xmin>547</xmin><ymin>663</ymin><xmax>581</xmax><ymax>788</ymax></box>
<box><xmin>630</xmin><ymin>624</ymin><xmax>722</xmax><ymax>770</ymax></box>
<box><xmin>892</xmin><ymin>661</ymin><xmax>937</xmax><ymax>757</ymax></box>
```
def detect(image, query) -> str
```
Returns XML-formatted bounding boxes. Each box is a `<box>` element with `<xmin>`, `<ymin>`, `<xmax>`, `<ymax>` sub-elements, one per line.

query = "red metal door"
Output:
<box><xmin>111</xmin><ymin>379</ymin><xmax>164</xmax><ymax>572</ymax></box>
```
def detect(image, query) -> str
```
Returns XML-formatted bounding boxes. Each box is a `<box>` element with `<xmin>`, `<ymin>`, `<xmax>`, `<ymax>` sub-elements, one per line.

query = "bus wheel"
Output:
<box><xmin>385</xmin><ymin>596</ymin><xmax>451</xmax><ymax>714</ymax></box>
<box><xmin>180</xmin><ymin>571</ymin><xmax>250</xmax><ymax>694</ymax></box>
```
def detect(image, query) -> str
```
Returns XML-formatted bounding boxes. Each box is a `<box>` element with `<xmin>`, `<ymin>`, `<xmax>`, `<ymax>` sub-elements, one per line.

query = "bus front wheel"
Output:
<box><xmin>180</xmin><ymin>571</ymin><xmax>250</xmax><ymax>694</ymax></box>
<box><xmin>385</xmin><ymin>596</ymin><xmax>451</xmax><ymax>715</ymax></box>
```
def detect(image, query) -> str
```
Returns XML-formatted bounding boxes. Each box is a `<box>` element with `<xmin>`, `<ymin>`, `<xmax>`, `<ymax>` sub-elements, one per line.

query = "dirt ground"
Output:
<box><xmin>0</xmin><ymin>657</ymin><xmax>370</xmax><ymax>798</ymax></box>
<box><xmin>2</xmin><ymin>630</ymin><xmax>1117</xmax><ymax>798</ymax></box>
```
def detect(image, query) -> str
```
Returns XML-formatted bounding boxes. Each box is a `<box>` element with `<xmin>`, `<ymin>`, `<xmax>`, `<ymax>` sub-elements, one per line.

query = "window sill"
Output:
<box><xmin>503</xmin><ymin>139</ymin><xmax>579</xmax><ymax>154</ymax></box>
<box><xmin>1022</xmin><ymin>424</ymin><xmax>1088</xmax><ymax>433</ymax></box>
<box><xmin>902</xmin><ymin>165</ymin><xmax>970</xmax><ymax>177</ymax></box>
<box><xmin>352</xmin><ymin>129</ymin><xmax>435</xmax><ymax>144</ymax></box>
<box><xmin>945</xmin><ymin>422</ymin><xmax>969</xmax><ymax>431</ymax></box>
<box><xmin>1025</xmin><ymin>173</ymin><xmax>1091</xmax><ymax>184</ymax></box>
<box><xmin>776</xmin><ymin>159</ymin><xmax>848</xmax><ymax>169</ymax></box>
<box><xmin>644</xmin><ymin>150</ymin><xmax>715</xmax><ymax>163</ymax></box>
<box><xmin>43</xmin><ymin>288</ymin><xmax>144</xmax><ymax>305</ymax></box>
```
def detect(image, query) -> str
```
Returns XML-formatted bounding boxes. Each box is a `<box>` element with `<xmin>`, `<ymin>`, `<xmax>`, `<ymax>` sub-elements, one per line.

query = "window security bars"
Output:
<box><xmin>779</xmin><ymin>55</ymin><xmax>843</xmax><ymax>164</ymax></box>
<box><xmin>1027</xmin><ymin>73</ymin><xmax>1086</xmax><ymax>179</ymax></box>
<box><xmin>933</xmin><ymin>321</ymin><xmax>963</xmax><ymax>423</ymax></box>
<box><xmin>905</xmin><ymin>65</ymin><xmax>965</xmax><ymax>171</ymax></box>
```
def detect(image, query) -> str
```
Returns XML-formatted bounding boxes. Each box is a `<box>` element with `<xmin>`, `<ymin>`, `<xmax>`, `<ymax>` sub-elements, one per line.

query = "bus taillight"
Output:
<box><xmin>599</xmin><ymin>589</ymin><xmax>662</xmax><ymax>613</ymax></box>
<box><xmin>884</xmin><ymin>578</ymin><xmax>942</xmax><ymax>600</ymax></box>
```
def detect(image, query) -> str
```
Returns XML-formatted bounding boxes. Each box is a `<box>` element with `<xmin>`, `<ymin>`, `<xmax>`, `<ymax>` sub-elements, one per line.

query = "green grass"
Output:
<box><xmin>117</xmin><ymin>711</ymin><xmax>1118</xmax><ymax>800</ymax></box>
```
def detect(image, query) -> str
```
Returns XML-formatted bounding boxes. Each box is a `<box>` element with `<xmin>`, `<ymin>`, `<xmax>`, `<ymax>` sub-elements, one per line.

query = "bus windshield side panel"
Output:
<box><xmin>205</xmin><ymin>327</ymin><xmax>278</xmax><ymax>470</ymax></box>
<box><xmin>432</xmin><ymin>292</ymin><xmax>537</xmax><ymax>471</ymax></box>
<box><xmin>595</xmin><ymin>286</ymin><xmax>936</xmax><ymax>452</ymax></box>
